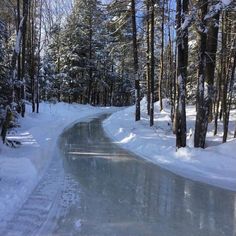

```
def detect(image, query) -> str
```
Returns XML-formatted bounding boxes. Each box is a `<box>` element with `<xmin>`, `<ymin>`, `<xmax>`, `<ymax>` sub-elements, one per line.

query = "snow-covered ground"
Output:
<box><xmin>1</xmin><ymin>99</ymin><xmax>235</xmax><ymax>230</ymax></box>
<box><xmin>103</xmin><ymin>98</ymin><xmax>236</xmax><ymax>191</ymax></box>
<box><xmin>0</xmin><ymin>102</ymin><xmax>116</xmax><ymax>227</ymax></box>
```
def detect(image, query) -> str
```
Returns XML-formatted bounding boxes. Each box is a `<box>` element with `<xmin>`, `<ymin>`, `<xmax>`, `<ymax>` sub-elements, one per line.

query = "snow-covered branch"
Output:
<box><xmin>205</xmin><ymin>0</ymin><xmax>234</xmax><ymax>20</ymax></box>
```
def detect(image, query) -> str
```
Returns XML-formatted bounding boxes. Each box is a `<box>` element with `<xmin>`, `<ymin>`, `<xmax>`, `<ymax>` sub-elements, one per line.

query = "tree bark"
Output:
<box><xmin>88</xmin><ymin>11</ymin><xmax>93</xmax><ymax>104</ymax></box>
<box><xmin>223</xmin><ymin>37</ymin><xmax>236</xmax><ymax>142</ymax></box>
<box><xmin>159</xmin><ymin>0</ymin><xmax>165</xmax><ymax>111</ymax></box>
<box><xmin>146</xmin><ymin>0</ymin><xmax>151</xmax><ymax>115</ymax></box>
<box><xmin>150</xmin><ymin>0</ymin><xmax>155</xmax><ymax>126</ymax></box>
<box><xmin>194</xmin><ymin>0</ymin><xmax>208</xmax><ymax>148</ymax></box>
<box><xmin>36</xmin><ymin>0</ymin><xmax>43</xmax><ymax>113</ymax></box>
<box><xmin>29</xmin><ymin>1</ymin><xmax>35</xmax><ymax>112</ymax></box>
<box><xmin>21</xmin><ymin>0</ymin><xmax>30</xmax><ymax>117</ymax></box>
<box><xmin>17</xmin><ymin>0</ymin><xmax>21</xmax><ymax>113</ymax></box>
<box><xmin>175</xmin><ymin>0</ymin><xmax>188</xmax><ymax>148</ymax></box>
<box><xmin>167</xmin><ymin>0</ymin><xmax>174</xmax><ymax>122</ymax></box>
<box><xmin>131</xmin><ymin>0</ymin><xmax>140</xmax><ymax>121</ymax></box>
<box><xmin>205</xmin><ymin>7</ymin><xmax>220</xmax><ymax>122</ymax></box>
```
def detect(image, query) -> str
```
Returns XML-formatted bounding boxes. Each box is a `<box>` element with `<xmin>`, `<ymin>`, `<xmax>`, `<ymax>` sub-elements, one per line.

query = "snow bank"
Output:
<box><xmin>103</xmin><ymin>98</ymin><xmax>236</xmax><ymax>191</ymax></box>
<box><xmin>0</xmin><ymin>102</ymin><xmax>116</xmax><ymax>227</ymax></box>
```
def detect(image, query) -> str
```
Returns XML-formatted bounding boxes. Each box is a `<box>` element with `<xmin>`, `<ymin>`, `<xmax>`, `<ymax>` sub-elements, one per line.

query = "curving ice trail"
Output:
<box><xmin>2</xmin><ymin>114</ymin><xmax>236</xmax><ymax>236</ymax></box>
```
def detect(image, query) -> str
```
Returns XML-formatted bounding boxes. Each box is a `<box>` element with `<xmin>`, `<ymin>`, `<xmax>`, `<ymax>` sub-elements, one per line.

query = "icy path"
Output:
<box><xmin>0</xmin><ymin>103</ymin><xmax>118</xmax><ymax>228</ymax></box>
<box><xmin>2</xmin><ymin>114</ymin><xmax>236</xmax><ymax>236</ymax></box>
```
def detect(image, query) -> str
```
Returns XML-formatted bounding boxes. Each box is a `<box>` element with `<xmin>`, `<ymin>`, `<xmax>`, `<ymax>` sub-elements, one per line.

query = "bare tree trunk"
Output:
<box><xmin>36</xmin><ymin>0</ymin><xmax>43</xmax><ymax>113</ymax></box>
<box><xmin>1</xmin><ymin>107</ymin><xmax>12</xmax><ymax>143</ymax></box>
<box><xmin>16</xmin><ymin>0</ymin><xmax>21</xmax><ymax>113</ymax></box>
<box><xmin>146</xmin><ymin>0</ymin><xmax>151</xmax><ymax>115</ymax></box>
<box><xmin>234</xmin><ymin>122</ymin><xmax>236</xmax><ymax>138</ymax></box>
<box><xmin>175</xmin><ymin>0</ymin><xmax>188</xmax><ymax>148</ymax></box>
<box><xmin>159</xmin><ymin>0</ymin><xmax>165</xmax><ymax>111</ymax></box>
<box><xmin>173</xmin><ymin>46</ymin><xmax>177</xmax><ymax>133</ymax></box>
<box><xmin>131</xmin><ymin>0</ymin><xmax>140</xmax><ymax>121</ymax></box>
<box><xmin>205</xmin><ymin>8</ymin><xmax>220</xmax><ymax>122</ymax></box>
<box><xmin>214</xmin><ymin>70</ymin><xmax>221</xmax><ymax>135</ymax></box>
<box><xmin>150</xmin><ymin>0</ymin><xmax>155</xmax><ymax>126</ymax></box>
<box><xmin>30</xmin><ymin>1</ymin><xmax>35</xmax><ymax>112</ymax></box>
<box><xmin>215</xmin><ymin>12</ymin><xmax>227</xmax><ymax>134</ymax></box>
<box><xmin>110</xmin><ymin>63</ymin><xmax>114</xmax><ymax>106</ymax></box>
<box><xmin>194</xmin><ymin>0</ymin><xmax>208</xmax><ymax>148</ymax></box>
<box><xmin>167</xmin><ymin>0</ymin><xmax>174</xmax><ymax>122</ymax></box>
<box><xmin>221</xmin><ymin>11</ymin><xmax>231</xmax><ymax>142</ymax></box>
<box><xmin>223</xmin><ymin>37</ymin><xmax>236</xmax><ymax>142</ymax></box>
<box><xmin>21</xmin><ymin>0</ymin><xmax>30</xmax><ymax>117</ymax></box>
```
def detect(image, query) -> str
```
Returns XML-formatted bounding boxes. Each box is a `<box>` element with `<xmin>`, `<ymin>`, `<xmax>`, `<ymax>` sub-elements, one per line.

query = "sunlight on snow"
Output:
<box><xmin>7</xmin><ymin>132</ymin><xmax>38</xmax><ymax>146</ymax></box>
<box><xmin>120</xmin><ymin>133</ymin><xmax>136</xmax><ymax>144</ymax></box>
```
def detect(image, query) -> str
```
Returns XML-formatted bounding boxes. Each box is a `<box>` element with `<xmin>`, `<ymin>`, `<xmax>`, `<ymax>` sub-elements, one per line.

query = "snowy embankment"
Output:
<box><xmin>103</xmin><ymin>99</ymin><xmax>236</xmax><ymax>191</ymax></box>
<box><xmin>0</xmin><ymin>102</ymin><xmax>116</xmax><ymax>226</ymax></box>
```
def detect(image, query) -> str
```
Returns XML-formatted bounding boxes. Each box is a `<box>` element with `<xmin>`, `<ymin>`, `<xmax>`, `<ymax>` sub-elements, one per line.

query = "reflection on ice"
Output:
<box><xmin>67</xmin><ymin>152</ymin><xmax>131</xmax><ymax>161</ymax></box>
<box><xmin>53</xmin><ymin>114</ymin><xmax>236</xmax><ymax>236</ymax></box>
<box><xmin>67</xmin><ymin>151</ymin><xmax>133</xmax><ymax>162</ymax></box>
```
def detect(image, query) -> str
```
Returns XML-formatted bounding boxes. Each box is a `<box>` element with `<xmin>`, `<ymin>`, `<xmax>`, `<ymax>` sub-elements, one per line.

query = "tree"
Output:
<box><xmin>150</xmin><ymin>0</ymin><xmax>155</xmax><ymax>126</ymax></box>
<box><xmin>159</xmin><ymin>0</ymin><xmax>165</xmax><ymax>111</ymax></box>
<box><xmin>222</xmin><ymin>11</ymin><xmax>236</xmax><ymax>142</ymax></box>
<box><xmin>145</xmin><ymin>0</ymin><xmax>151</xmax><ymax>115</ymax></box>
<box><xmin>131</xmin><ymin>0</ymin><xmax>141</xmax><ymax>121</ymax></box>
<box><xmin>205</xmin><ymin>1</ymin><xmax>220</xmax><ymax>123</ymax></box>
<box><xmin>175</xmin><ymin>0</ymin><xmax>189</xmax><ymax>148</ymax></box>
<box><xmin>194</xmin><ymin>0</ymin><xmax>208</xmax><ymax>148</ymax></box>
<box><xmin>20</xmin><ymin>0</ymin><xmax>30</xmax><ymax>117</ymax></box>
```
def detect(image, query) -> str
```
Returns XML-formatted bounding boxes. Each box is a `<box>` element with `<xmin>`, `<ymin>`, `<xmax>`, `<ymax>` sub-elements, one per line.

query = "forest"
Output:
<box><xmin>0</xmin><ymin>0</ymin><xmax>236</xmax><ymax>149</ymax></box>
